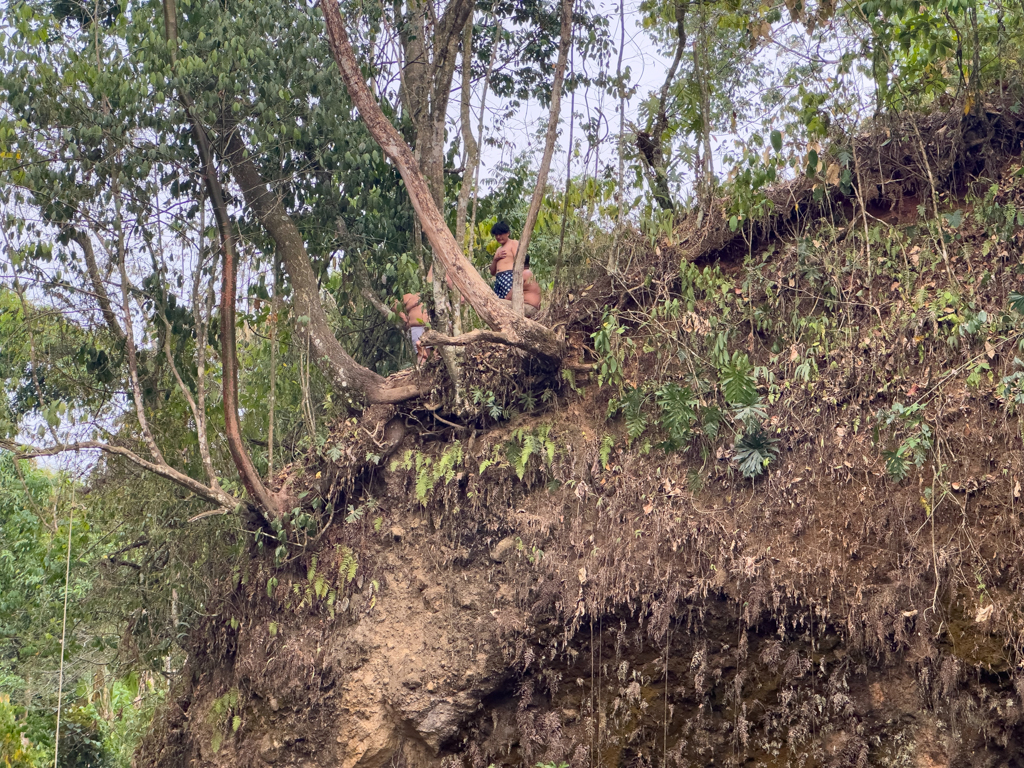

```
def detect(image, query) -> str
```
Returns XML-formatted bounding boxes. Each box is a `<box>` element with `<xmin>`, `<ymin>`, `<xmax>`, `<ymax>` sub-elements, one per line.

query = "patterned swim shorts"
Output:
<box><xmin>494</xmin><ymin>270</ymin><xmax>514</xmax><ymax>299</ymax></box>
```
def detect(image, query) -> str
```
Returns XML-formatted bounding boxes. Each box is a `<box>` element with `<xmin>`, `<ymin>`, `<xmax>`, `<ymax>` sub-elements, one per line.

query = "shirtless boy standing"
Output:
<box><xmin>489</xmin><ymin>221</ymin><xmax>518</xmax><ymax>299</ymax></box>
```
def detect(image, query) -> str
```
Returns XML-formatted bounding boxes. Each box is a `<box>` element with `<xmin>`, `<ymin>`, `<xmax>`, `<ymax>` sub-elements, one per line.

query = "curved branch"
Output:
<box><xmin>189</xmin><ymin>124</ymin><xmax>280</xmax><ymax>517</ymax></box>
<box><xmin>164</xmin><ymin>0</ymin><xmax>278</xmax><ymax>517</ymax></box>
<box><xmin>70</xmin><ymin>228</ymin><xmax>126</xmax><ymax>343</ymax></box>
<box><xmin>1</xmin><ymin>439</ymin><xmax>237</xmax><ymax>510</ymax></box>
<box><xmin>220</xmin><ymin>129</ymin><xmax>403</xmax><ymax>400</ymax></box>
<box><xmin>321</xmin><ymin>0</ymin><xmax>563</xmax><ymax>364</ymax></box>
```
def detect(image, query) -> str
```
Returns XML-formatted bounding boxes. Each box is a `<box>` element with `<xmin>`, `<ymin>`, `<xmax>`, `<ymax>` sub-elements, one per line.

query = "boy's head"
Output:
<box><xmin>491</xmin><ymin>221</ymin><xmax>511</xmax><ymax>245</ymax></box>
<box><xmin>524</xmin><ymin>254</ymin><xmax>531</xmax><ymax>268</ymax></box>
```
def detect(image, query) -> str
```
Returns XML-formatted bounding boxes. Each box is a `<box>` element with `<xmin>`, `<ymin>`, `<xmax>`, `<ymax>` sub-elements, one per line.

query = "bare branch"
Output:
<box><xmin>419</xmin><ymin>327</ymin><xmax>531</xmax><ymax>352</ymax></box>
<box><xmin>1</xmin><ymin>439</ymin><xmax>237</xmax><ymax>510</ymax></box>
<box><xmin>115</xmin><ymin>230</ymin><xmax>167</xmax><ymax>466</ymax></box>
<box><xmin>70</xmin><ymin>228</ymin><xmax>126</xmax><ymax>343</ymax></box>
<box><xmin>512</xmin><ymin>0</ymin><xmax>574</xmax><ymax>314</ymax></box>
<box><xmin>162</xmin><ymin>319</ymin><xmax>219</xmax><ymax>490</ymax></box>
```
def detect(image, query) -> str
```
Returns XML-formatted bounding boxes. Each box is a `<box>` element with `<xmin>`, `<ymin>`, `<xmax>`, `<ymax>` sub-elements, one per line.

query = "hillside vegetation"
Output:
<box><xmin>7</xmin><ymin>0</ymin><xmax>1024</xmax><ymax>765</ymax></box>
<box><xmin>136</xmin><ymin>104</ymin><xmax>1024</xmax><ymax>767</ymax></box>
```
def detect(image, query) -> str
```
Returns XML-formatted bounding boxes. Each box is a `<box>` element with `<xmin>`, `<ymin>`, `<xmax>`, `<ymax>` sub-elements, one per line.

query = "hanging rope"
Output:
<box><xmin>53</xmin><ymin>494</ymin><xmax>74</xmax><ymax>768</ymax></box>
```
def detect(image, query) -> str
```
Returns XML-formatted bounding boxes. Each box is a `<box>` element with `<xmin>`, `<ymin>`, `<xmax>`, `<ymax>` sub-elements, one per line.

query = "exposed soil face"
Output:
<box><xmin>138</xmin><ymin>388</ymin><xmax>1024</xmax><ymax>768</ymax></box>
<box><xmin>138</xmin><ymin>108</ymin><xmax>1024</xmax><ymax>768</ymax></box>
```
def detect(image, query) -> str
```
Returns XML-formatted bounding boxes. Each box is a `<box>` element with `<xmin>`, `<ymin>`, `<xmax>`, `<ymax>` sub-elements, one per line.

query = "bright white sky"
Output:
<box><xmin>474</xmin><ymin>0</ymin><xmax>673</xmax><ymax>195</ymax></box>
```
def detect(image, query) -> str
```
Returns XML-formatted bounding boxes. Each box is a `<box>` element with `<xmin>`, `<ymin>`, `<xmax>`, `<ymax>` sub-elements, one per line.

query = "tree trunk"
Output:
<box><xmin>322</xmin><ymin>0</ymin><xmax>562</xmax><ymax>362</ymax></box>
<box><xmin>454</xmin><ymin>10</ymin><xmax>477</xmax><ymax>251</ymax></box>
<box><xmin>511</xmin><ymin>0</ymin><xmax>574</xmax><ymax>315</ymax></box>
<box><xmin>222</xmin><ymin>132</ymin><xmax>425</xmax><ymax>403</ymax></box>
<box><xmin>694</xmin><ymin>0</ymin><xmax>715</xmax><ymax>211</ymax></box>
<box><xmin>637</xmin><ymin>1</ymin><xmax>687</xmax><ymax>212</ymax></box>
<box><xmin>469</xmin><ymin>18</ymin><xmax>502</xmax><ymax>262</ymax></box>
<box><xmin>395</xmin><ymin>0</ymin><xmax>474</xmax><ymax>211</ymax></box>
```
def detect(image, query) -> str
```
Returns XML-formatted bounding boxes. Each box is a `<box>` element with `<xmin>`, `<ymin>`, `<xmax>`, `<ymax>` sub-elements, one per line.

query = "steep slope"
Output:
<box><xmin>139</xmin><ymin>105</ymin><xmax>1024</xmax><ymax>768</ymax></box>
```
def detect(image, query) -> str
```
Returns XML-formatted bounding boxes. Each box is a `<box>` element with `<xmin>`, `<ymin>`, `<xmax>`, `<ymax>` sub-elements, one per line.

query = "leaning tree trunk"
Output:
<box><xmin>637</xmin><ymin>0</ymin><xmax>687</xmax><ymax>212</ymax></box>
<box><xmin>164</xmin><ymin>0</ymin><xmax>278</xmax><ymax>517</ymax></box>
<box><xmin>511</xmin><ymin>0</ymin><xmax>574</xmax><ymax>316</ymax></box>
<box><xmin>221</xmin><ymin>130</ymin><xmax>424</xmax><ymax>403</ymax></box>
<box><xmin>322</xmin><ymin>0</ymin><xmax>562</xmax><ymax>362</ymax></box>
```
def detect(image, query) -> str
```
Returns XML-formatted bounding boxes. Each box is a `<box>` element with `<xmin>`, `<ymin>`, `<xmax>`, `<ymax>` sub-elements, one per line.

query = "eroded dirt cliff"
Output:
<box><xmin>139</xmin><ymin>107</ymin><xmax>1024</xmax><ymax>768</ymax></box>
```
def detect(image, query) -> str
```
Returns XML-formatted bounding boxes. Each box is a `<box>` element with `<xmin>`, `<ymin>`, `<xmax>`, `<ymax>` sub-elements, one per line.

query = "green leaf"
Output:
<box><xmin>770</xmin><ymin>129</ymin><xmax>782</xmax><ymax>152</ymax></box>
<box><xmin>806</xmin><ymin>149</ymin><xmax>819</xmax><ymax>177</ymax></box>
<box><xmin>733</xmin><ymin>427</ymin><xmax>779</xmax><ymax>479</ymax></box>
<box><xmin>720</xmin><ymin>352</ymin><xmax>758</xmax><ymax>407</ymax></box>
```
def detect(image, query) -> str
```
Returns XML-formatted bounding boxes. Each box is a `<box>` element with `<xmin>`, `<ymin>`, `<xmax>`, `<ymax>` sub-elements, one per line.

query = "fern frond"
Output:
<box><xmin>656</xmin><ymin>383</ymin><xmax>697</xmax><ymax>447</ymax></box>
<box><xmin>733</xmin><ymin>426</ymin><xmax>779</xmax><ymax>479</ymax></box>
<box><xmin>1010</xmin><ymin>291</ymin><xmax>1024</xmax><ymax>314</ymax></box>
<box><xmin>599</xmin><ymin>434</ymin><xmax>615</xmax><ymax>468</ymax></box>
<box><xmin>720</xmin><ymin>351</ymin><xmax>758</xmax><ymax>407</ymax></box>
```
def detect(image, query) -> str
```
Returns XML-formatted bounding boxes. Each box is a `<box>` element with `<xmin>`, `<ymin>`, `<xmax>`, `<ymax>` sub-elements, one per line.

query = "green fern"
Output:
<box><xmin>433</xmin><ymin>441</ymin><xmax>463</xmax><ymax>485</ymax></box>
<box><xmin>599</xmin><ymin>434</ymin><xmax>615</xmax><ymax>468</ymax></box>
<box><xmin>504</xmin><ymin>439</ymin><xmax>522</xmax><ymax>475</ymax></box>
<box><xmin>621</xmin><ymin>386</ymin><xmax>648</xmax><ymax>441</ymax></box>
<box><xmin>720</xmin><ymin>351</ymin><xmax>758</xmax><ymax>407</ymax></box>
<box><xmin>414</xmin><ymin>452</ymin><xmax>434</xmax><ymax>503</ymax></box>
<box><xmin>883</xmin><ymin>447</ymin><xmax>910</xmax><ymax>481</ymax></box>
<box><xmin>700</xmin><ymin>404</ymin><xmax>723</xmax><ymax>440</ymax></box>
<box><xmin>656</xmin><ymin>382</ymin><xmax>697</xmax><ymax>448</ymax></box>
<box><xmin>537</xmin><ymin>425</ymin><xmax>556</xmax><ymax>466</ymax></box>
<box><xmin>390</xmin><ymin>449</ymin><xmax>414</xmax><ymax>472</ymax></box>
<box><xmin>520</xmin><ymin>436</ymin><xmax>540</xmax><ymax>479</ymax></box>
<box><xmin>337</xmin><ymin>545</ymin><xmax>357</xmax><ymax>583</ymax></box>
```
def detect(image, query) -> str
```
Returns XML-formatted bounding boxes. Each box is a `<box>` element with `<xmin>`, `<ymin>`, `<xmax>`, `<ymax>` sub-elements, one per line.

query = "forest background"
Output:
<box><xmin>1</xmin><ymin>0</ymin><xmax>1020</xmax><ymax>763</ymax></box>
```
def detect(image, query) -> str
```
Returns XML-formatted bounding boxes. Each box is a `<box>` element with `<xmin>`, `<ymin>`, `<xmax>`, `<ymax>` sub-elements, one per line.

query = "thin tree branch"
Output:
<box><xmin>70</xmin><ymin>228</ymin><xmax>126</xmax><ymax>343</ymax></box>
<box><xmin>512</xmin><ymin>0</ymin><xmax>574</xmax><ymax>314</ymax></box>
<box><xmin>161</xmin><ymin>318</ymin><xmax>219</xmax><ymax>490</ymax></box>
<box><xmin>115</xmin><ymin>218</ymin><xmax>167</xmax><ymax>466</ymax></box>
<box><xmin>1</xmin><ymin>439</ymin><xmax>237</xmax><ymax>510</ymax></box>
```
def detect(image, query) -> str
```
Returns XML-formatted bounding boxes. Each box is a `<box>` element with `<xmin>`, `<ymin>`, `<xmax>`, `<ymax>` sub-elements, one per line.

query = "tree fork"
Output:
<box><xmin>321</xmin><ymin>0</ymin><xmax>563</xmax><ymax>363</ymax></box>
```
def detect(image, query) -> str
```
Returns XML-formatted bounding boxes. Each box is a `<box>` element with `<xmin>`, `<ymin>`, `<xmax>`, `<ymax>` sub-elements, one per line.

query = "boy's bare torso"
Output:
<box><xmin>489</xmin><ymin>235</ymin><xmax>519</xmax><ymax>275</ymax></box>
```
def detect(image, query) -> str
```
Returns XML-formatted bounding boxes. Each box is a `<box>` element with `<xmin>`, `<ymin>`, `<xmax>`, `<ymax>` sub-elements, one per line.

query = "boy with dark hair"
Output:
<box><xmin>489</xmin><ymin>221</ymin><xmax>518</xmax><ymax>299</ymax></box>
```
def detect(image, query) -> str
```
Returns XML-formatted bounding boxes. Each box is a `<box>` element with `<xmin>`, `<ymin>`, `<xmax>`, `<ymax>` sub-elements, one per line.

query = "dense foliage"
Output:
<box><xmin>3</xmin><ymin>0</ymin><xmax>1024</xmax><ymax>760</ymax></box>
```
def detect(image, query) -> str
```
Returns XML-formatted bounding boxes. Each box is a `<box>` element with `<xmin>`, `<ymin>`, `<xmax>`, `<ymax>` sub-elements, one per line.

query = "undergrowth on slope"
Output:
<box><xmin>140</xmin><ymin>112</ymin><xmax>1024</xmax><ymax>768</ymax></box>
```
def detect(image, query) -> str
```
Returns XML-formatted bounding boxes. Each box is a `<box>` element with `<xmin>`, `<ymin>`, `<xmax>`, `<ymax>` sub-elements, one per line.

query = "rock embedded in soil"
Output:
<box><xmin>489</xmin><ymin>536</ymin><xmax>515</xmax><ymax>562</ymax></box>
